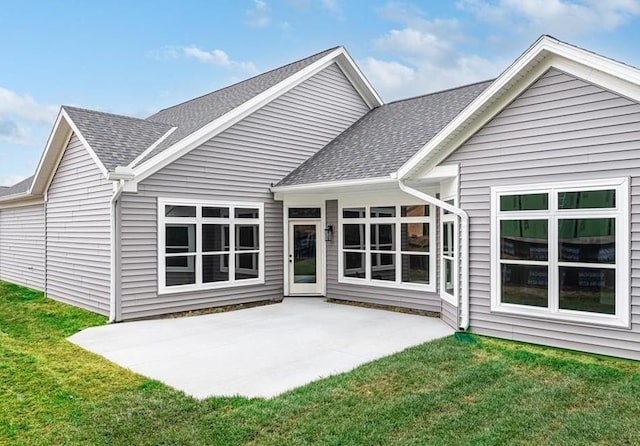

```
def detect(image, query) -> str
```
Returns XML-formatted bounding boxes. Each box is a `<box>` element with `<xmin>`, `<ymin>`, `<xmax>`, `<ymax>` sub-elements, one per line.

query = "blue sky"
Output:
<box><xmin>2</xmin><ymin>0</ymin><xmax>640</xmax><ymax>186</ymax></box>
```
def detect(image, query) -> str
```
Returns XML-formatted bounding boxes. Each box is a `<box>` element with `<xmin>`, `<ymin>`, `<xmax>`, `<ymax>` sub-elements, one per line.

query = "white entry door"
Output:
<box><xmin>288</xmin><ymin>220</ymin><xmax>323</xmax><ymax>295</ymax></box>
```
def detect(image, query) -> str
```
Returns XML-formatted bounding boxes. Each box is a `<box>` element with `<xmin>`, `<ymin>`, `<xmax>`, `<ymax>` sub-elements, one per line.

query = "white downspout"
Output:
<box><xmin>398</xmin><ymin>181</ymin><xmax>470</xmax><ymax>331</ymax></box>
<box><xmin>107</xmin><ymin>167</ymin><xmax>135</xmax><ymax>323</ymax></box>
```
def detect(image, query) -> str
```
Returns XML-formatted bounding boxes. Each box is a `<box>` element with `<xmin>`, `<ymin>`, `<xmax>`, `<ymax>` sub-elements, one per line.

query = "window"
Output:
<box><xmin>441</xmin><ymin>199</ymin><xmax>458</xmax><ymax>305</ymax></box>
<box><xmin>491</xmin><ymin>179</ymin><xmax>629</xmax><ymax>327</ymax></box>
<box><xmin>339</xmin><ymin>203</ymin><xmax>435</xmax><ymax>291</ymax></box>
<box><xmin>158</xmin><ymin>199</ymin><xmax>264</xmax><ymax>293</ymax></box>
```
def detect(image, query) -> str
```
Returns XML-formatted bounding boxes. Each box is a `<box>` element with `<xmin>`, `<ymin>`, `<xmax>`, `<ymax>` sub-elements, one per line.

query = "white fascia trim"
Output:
<box><xmin>60</xmin><ymin>109</ymin><xmax>110</xmax><ymax>178</ymax></box>
<box><xmin>335</xmin><ymin>49</ymin><xmax>384</xmax><ymax>108</ymax></box>
<box><xmin>126</xmin><ymin>126</ymin><xmax>178</xmax><ymax>169</ymax></box>
<box><xmin>29</xmin><ymin>109</ymin><xmax>65</xmax><ymax>195</ymax></box>
<box><xmin>132</xmin><ymin>47</ymin><xmax>382</xmax><ymax>185</ymax></box>
<box><xmin>271</xmin><ymin>176</ymin><xmax>396</xmax><ymax>193</ymax></box>
<box><xmin>397</xmin><ymin>35</ymin><xmax>640</xmax><ymax>180</ymax></box>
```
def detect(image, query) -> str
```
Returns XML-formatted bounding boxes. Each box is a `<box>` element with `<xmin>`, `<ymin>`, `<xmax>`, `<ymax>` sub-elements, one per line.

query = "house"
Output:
<box><xmin>1</xmin><ymin>35</ymin><xmax>639</xmax><ymax>360</ymax></box>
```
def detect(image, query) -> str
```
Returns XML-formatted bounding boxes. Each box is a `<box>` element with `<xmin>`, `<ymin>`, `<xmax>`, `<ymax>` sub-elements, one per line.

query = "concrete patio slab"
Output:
<box><xmin>68</xmin><ymin>298</ymin><xmax>454</xmax><ymax>399</ymax></box>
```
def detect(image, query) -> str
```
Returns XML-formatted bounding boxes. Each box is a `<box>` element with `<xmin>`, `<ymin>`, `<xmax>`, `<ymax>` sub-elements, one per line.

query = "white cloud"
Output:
<box><xmin>246</xmin><ymin>0</ymin><xmax>271</xmax><ymax>28</ymax></box>
<box><xmin>320</xmin><ymin>0</ymin><xmax>344</xmax><ymax>18</ymax></box>
<box><xmin>0</xmin><ymin>87</ymin><xmax>57</xmax><ymax>124</ymax></box>
<box><xmin>359</xmin><ymin>58</ymin><xmax>416</xmax><ymax>90</ymax></box>
<box><xmin>458</xmin><ymin>0</ymin><xmax>640</xmax><ymax>35</ymax></box>
<box><xmin>155</xmin><ymin>46</ymin><xmax>259</xmax><ymax>75</ymax></box>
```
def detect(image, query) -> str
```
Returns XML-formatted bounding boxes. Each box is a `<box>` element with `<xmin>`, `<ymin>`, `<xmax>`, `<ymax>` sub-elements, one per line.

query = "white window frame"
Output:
<box><xmin>440</xmin><ymin>197</ymin><xmax>458</xmax><ymax>306</ymax></box>
<box><xmin>338</xmin><ymin>202</ymin><xmax>436</xmax><ymax>292</ymax></box>
<box><xmin>158</xmin><ymin>198</ymin><xmax>265</xmax><ymax>294</ymax></box>
<box><xmin>490</xmin><ymin>178</ymin><xmax>630</xmax><ymax>328</ymax></box>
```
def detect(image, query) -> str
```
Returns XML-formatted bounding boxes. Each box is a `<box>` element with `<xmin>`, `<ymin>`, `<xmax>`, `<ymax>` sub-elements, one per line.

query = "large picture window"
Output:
<box><xmin>491</xmin><ymin>179</ymin><xmax>629</xmax><ymax>327</ymax></box>
<box><xmin>159</xmin><ymin>199</ymin><xmax>264</xmax><ymax>293</ymax></box>
<box><xmin>339</xmin><ymin>203</ymin><xmax>435</xmax><ymax>291</ymax></box>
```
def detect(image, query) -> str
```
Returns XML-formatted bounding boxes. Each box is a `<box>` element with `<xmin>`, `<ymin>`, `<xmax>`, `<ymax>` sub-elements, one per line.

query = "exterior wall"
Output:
<box><xmin>0</xmin><ymin>203</ymin><xmax>45</xmax><ymax>290</ymax></box>
<box><xmin>441</xmin><ymin>299</ymin><xmax>458</xmax><ymax>329</ymax></box>
<box><xmin>445</xmin><ymin>68</ymin><xmax>640</xmax><ymax>359</ymax></box>
<box><xmin>119</xmin><ymin>63</ymin><xmax>370</xmax><ymax>319</ymax></box>
<box><xmin>46</xmin><ymin>134</ymin><xmax>112</xmax><ymax>315</ymax></box>
<box><xmin>325</xmin><ymin>199</ymin><xmax>442</xmax><ymax>314</ymax></box>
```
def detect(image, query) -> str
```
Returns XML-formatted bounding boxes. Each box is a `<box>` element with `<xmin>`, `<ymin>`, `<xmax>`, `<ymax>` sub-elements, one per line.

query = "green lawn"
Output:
<box><xmin>2</xmin><ymin>280</ymin><xmax>640</xmax><ymax>445</ymax></box>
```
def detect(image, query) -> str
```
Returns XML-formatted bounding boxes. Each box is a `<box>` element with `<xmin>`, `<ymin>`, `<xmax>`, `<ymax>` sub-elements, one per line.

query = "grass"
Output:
<box><xmin>2</xmin><ymin>281</ymin><xmax>640</xmax><ymax>445</ymax></box>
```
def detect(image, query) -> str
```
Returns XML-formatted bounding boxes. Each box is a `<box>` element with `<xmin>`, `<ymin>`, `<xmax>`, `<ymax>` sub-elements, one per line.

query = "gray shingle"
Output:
<box><xmin>276</xmin><ymin>80</ymin><xmax>493</xmax><ymax>186</ymax></box>
<box><xmin>63</xmin><ymin>107</ymin><xmax>174</xmax><ymax>171</ymax></box>
<box><xmin>0</xmin><ymin>175</ymin><xmax>33</xmax><ymax>197</ymax></box>
<box><xmin>141</xmin><ymin>47</ymin><xmax>339</xmax><ymax>163</ymax></box>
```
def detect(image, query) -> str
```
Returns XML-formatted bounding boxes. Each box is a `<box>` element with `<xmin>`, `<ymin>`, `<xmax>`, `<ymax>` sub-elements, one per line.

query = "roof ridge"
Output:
<box><xmin>63</xmin><ymin>105</ymin><xmax>172</xmax><ymax>126</ymax></box>
<box><xmin>147</xmin><ymin>46</ymin><xmax>341</xmax><ymax>119</ymax></box>
<box><xmin>384</xmin><ymin>78</ymin><xmax>496</xmax><ymax>106</ymax></box>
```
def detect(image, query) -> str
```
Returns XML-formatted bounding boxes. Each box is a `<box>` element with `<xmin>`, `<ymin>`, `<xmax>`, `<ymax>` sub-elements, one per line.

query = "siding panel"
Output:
<box><xmin>46</xmin><ymin>134</ymin><xmax>112</xmax><ymax>315</ymax></box>
<box><xmin>120</xmin><ymin>63</ymin><xmax>370</xmax><ymax>319</ymax></box>
<box><xmin>0</xmin><ymin>203</ymin><xmax>45</xmax><ymax>290</ymax></box>
<box><xmin>445</xmin><ymin>68</ymin><xmax>640</xmax><ymax>360</ymax></box>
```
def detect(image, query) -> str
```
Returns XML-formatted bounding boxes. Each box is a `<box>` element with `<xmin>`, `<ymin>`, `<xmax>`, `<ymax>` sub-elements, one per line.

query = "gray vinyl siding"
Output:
<box><xmin>46</xmin><ymin>134</ymin><xmax>112</xmax><ymax>315</ymax></box>
<box><xmin>444</xmin><ymin>68</ymin><xmax>640</xmax><ymax>359</ymax></box>
<box><xmin>119</xmin><ymin>63</ymin><xmax>370</xmax><ymax>319</ymax></box>
<box><xmin>325</xmin><ymin>200</ymin><xmax>442</xmax><ymax>314</ymax></box>
<box><xmin>0</xmin><ymin>203</ymin><xmax>45</xmax><ymax>290</ymax></box>
<box><xmin>441</xmin><ymin>299</ymin><xmax>458</xmax><ymax>329</ymax></box>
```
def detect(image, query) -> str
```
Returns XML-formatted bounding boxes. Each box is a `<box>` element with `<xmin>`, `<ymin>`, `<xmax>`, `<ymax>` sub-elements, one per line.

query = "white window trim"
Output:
<box><xmin>490</xmin><ymin>177</ymin><xmax>630</xmax><ymax>328</ymax></box>
<box><xmin>158</xmin><ymin>198</ymin><xmax>265</xmax><ymax>295</ymax></box>
<box><xmin>338</xmin><ymin>203</ymin><xmax>436</xmax><ymax>292</ymax></box>
<box><xmin>440</xmin><ymin>197</ymin><xmax>458</xmax><ymax>306</ymax></box>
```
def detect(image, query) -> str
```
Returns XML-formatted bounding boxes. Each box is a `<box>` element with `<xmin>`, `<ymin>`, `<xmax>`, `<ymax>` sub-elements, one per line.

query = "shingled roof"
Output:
<box><xmin>276</xmin><ymin>79</ymin><xmax>494</xmax><ymax>187</ymax></box>
<box><xmin>0</xmin><ymin>175</ymin><xmax>34</xmax><ymax>198</ymax></box>
<box><xmin>63</xmin><ymin>107</ymin><xmax>175</xmax><ymax>171</ymax></box>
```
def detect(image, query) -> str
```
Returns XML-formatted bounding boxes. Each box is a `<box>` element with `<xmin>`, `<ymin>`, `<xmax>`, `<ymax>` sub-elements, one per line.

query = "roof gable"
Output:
<box><xmin>397</xmin><ymin>35</ymin><xmax>640</xmax><ymax>180</ymax></box>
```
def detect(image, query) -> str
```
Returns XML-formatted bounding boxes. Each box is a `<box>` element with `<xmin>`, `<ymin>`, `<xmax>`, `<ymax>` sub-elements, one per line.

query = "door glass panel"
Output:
<box><xmin>293</xmin><ymin>225</ymin><xmax>316</xmax><ymax>284</ymax></box>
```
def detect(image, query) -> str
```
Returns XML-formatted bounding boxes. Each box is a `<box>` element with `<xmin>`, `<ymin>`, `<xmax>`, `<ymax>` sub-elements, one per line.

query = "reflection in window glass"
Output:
<box><xmin>235</xmin><ymin>208</ymin><xmax>259</xmax><ymax>218</ymax></box>
<box><xmin>501</xmin><ymin>263</ymin><xmax>548</xmax><ymax>307</ymax></box>
<box><xmin>401</xmin><ymin>223</ymin><xmax>429</xmax><ymax>252</ymax></box>
<box><xmin>165</xmin><ymin>205</ymin><xmax>196</xmax><ymax>217</ymax></box>
<box><xmin>165</xmin><ymin>257</ymin><xmax>196</xmax><ymax>286</ymax></box>
<box><xmin>235</xmin><ymin>253</ymin><xmax>259</xmax><ymax>280</ymax></box>
<box><xmin>236</xmin><ymin>225</ymin><xmax>259</xmax><ymax>250</ymax></box>
<box><xmin>371</xmin><ymin>253</ymin><xmax>395</xmax><ymax>281</ymax></box>
<box><xmin>558</xmin><ymin>218</ymin><xmax>615</xmax><ymax>264</ymax></box>
<box><xmin>203</xmin><ymin>254</ymin><xmax>229</xmax><ymax>283</ymax></box>
<box><xmin>343</xmin><ymin>224</ymin><xmax>365</xmax><ymax>249</ymax></box>
<box><xmin>442</xmin><ymin>221</ymin><xmax>454</xmax><ymax>257</ymax></box>
<box><xmin>558</xmin><ymin>190</ymin><xmax>615</xmax><ymax>209</ymax></box>
<box><xmin>443</xmin><ymin>199</ymin><xmax>455</xmax><ymax>215</ymax></box>
<box><xmin>203</xmin><ymin>224</ymin><xmax>228</xmax><ymax>252</ymax></box>
<box><xmin>444</xmin><ymin>258</ymin><xmax>454</xmax><ymax>294</ymax></box>
<box><xmin>370</xmin><ymin>224</ymin><xmax>395</xmax><ymax>251</ymax></box>
<box><xmin>343</xmin><ymin>207</ymin><xmax>366</xmax><ymax>218</ymax></box>
<box><xmin>559</xmin><ymin>267</ymin><xmax>615</xmax><ymax>314</ymax></box>
<box><xmin>500</xmin><ymin>220</ymin><xmax>548</xmax><ymax>261</ymax></box>
<box><xmin>202</xmin><ymin>207</ymin><xmax>229</xmax><ymax>218</ymax></box>
<box><xmin>344</xmin><ymin>252</ymin><xmax>365</xmax><ymax>278</ymax></box>
<box><xmin>402</xmin><ymin>254</ymin><xmax>429</xmax><ymax>284</ymax></box>
<box><xmin>401</xmin><ymin>205</ymin><xmax>429</xmax><ymax>217</ymax></box>
<box><xmin>370</xmin><ymin>206</ymin><xmax>395</xmax><ymax>218</ymax></box>
<box><xmin>166</xmin><ymin>225</ymin><xmax>196</xmax><ymax>253</ymax></box>
<box><xmin>500</xmin><ymin>193</ymin><xmax>548</xmax><ymax>211</ymax></box>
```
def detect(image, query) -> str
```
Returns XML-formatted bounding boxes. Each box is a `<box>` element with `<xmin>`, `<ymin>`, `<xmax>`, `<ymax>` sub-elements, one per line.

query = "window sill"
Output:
<box><xmin>490</xmin><ymin>303</ymin><xmax>631</xmax><ymax>329</ymax></box>
<box><xmin>159</xmin><ymin>278</ymin><xmax>264</xmax><ymax>295</ymax></box>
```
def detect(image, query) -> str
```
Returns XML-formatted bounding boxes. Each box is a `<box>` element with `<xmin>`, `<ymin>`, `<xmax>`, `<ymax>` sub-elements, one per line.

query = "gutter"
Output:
<box><xmin>107</xmin><ymin>167</ymin><xmax>135</xmax><ymax>323</ymax></box>
<box><xmin>398</xmin><ymin>181</ymin><xmax>470</xmax><ymax>331</ymax></box>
